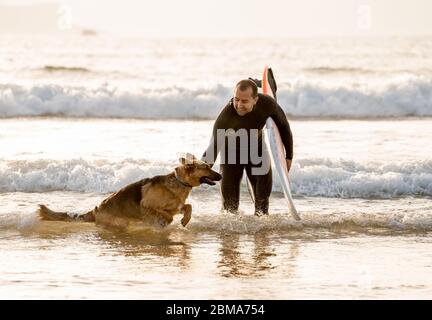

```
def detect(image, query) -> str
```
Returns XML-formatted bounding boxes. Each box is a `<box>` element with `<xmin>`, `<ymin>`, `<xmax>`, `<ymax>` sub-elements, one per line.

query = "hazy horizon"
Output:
<box><xmin>0</xmin><ymin>0</ymin><xmax>431</xmax><ymax>38</ymax></box>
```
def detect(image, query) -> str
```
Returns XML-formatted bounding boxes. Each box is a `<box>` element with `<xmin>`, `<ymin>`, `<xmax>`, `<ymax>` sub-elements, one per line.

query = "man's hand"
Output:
<box><xmin>286</xmin><ymin>159</ymin><xmax>292</xmax><ymax>173</ymax></box>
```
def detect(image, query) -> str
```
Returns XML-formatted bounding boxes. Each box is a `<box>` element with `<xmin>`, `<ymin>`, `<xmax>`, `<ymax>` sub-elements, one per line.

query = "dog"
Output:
<box><xmin>38</xmin><ymin>154</ymin><xmax>221</xmax><ymax>229</ymax></box>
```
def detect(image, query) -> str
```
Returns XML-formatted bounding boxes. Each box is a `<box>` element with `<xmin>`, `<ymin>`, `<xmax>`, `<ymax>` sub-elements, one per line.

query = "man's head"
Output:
<box><xmin>233</xmin><ymin>79</ymin><xmax>259</xmax><ymax>116</ymax></box>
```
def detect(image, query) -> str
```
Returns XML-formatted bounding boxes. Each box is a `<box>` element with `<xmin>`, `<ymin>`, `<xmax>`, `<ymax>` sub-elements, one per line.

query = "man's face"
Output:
<box><xmin>233</xmin><ymin>87</ymin><xmax>258</xmax><ymax>116</ymax></box>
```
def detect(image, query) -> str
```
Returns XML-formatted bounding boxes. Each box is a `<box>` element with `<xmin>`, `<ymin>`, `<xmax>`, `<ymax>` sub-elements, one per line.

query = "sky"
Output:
<box><xmin>0</xmin><ymin>0</ymin><xmax>431</xmax><ymax>37</ymax></box>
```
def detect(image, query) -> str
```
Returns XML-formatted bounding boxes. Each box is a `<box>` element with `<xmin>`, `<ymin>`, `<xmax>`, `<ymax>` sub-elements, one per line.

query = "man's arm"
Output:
<box><xmin>270</xmin><ymin>103</ymin><xmax>293</xmax><ymax>161</ymax></box>
<box><xmin>201</xmin><ymin>102</ymin><xmax>230</xmax><ymax>167</ymax></box>
<box><xmin>201</xmin><ymin>125</ymin><xmax>218</xmax><ymax>167</ymax></box>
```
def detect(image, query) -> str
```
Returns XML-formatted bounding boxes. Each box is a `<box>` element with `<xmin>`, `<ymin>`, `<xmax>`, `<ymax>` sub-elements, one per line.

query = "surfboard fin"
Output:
<box><xmin>266</xmin><ymin>67</ymin><xmax>278</xmax><ymax>100</ymax></box>
<box><xmin>248</xmin><ymin>77</ymin><xmax>262</xmax><ymax>88</ymax></box>
<box><xmin>249</xmin><ymin>67</ymin><xmax>277</xmax><ymax>99</ymax></box>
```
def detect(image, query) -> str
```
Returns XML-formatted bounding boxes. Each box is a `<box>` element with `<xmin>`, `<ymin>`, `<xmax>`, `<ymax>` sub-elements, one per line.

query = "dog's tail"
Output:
<box><xmin>38</xmin><ymin>204</ymin><xmax>95</xmax><ymax>222</ymax></box>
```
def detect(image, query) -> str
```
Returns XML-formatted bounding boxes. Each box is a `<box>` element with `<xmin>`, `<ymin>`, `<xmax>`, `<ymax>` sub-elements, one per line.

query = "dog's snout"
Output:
<box><xmin>212</xmin><ymin>171</ymin><xmax>222</xmax><ymax>181</ymax></box>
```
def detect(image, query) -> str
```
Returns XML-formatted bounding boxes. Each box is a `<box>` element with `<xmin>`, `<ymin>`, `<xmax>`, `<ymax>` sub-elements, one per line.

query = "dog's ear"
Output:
<box><xmin>186</xmin><ymin>153</ymin><xmax>197</xmax><ymax>161</ymax></box>
<box><xmin>179</xmin><ymin>157</ymin><xmax>194</xmax><ymax>168</ymax></box>
<box><xmin>179</xmin><ymin>153</ymin><xmax>196</xmax><ymax>165</ymax></box>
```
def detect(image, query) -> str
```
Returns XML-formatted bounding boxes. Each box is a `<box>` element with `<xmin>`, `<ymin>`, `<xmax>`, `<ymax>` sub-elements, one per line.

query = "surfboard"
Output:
<box><xmin>262</xmin><ymin>67</ymin><xmax>300</xmax><ymax>220</ymax></box>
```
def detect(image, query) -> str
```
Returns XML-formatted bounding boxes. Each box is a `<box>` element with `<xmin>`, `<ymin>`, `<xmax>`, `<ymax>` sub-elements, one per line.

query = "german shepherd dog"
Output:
<box><xmin>38</xmin><ymin>154</ymin><xmax>221</xmax><ymax>229</ymax></box>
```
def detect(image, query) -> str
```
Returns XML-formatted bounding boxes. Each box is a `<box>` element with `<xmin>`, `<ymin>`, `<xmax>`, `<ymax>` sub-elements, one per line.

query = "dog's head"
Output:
<box><xmin>176</xmin><ymin>153</ymin><xmax>222</xmax><ymax>187</ymax></box>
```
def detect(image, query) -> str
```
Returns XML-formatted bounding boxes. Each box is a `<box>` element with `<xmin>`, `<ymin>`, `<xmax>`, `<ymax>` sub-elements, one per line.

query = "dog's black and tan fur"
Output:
<box><xmin>38</xmin><ymin>155</ymin><xmax>221</xmax><ymax>229</ymax></box>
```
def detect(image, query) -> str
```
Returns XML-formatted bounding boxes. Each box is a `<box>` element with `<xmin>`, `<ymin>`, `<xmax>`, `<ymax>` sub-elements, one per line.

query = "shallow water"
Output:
<box><xmin>1</xmin><ymin>118</ymin><xmax>432</xmax><ymax>299</ymax></box>
<box><xmin>1</xmin><ymin>188</ymin><xmax>432</xmax><ymax>298</ymax></box>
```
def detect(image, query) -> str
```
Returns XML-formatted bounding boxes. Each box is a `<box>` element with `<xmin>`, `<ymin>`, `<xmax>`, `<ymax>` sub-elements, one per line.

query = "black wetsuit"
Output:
<box><xmin>202</xmin><ymin>93</ymin><xmax>293</xmax><ymax>215</ymax></box>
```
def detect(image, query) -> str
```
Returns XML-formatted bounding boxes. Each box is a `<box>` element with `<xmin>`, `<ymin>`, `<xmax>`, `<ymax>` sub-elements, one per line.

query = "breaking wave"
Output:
<box><xmin>1</xmin><ymin>158</ymin><xmax>431</xmax><ymax>198</ymax></box>
<box><xmin>1</xmin><ymin>79</ymin><xmax>432</xmax><ymax>119</ymax></box>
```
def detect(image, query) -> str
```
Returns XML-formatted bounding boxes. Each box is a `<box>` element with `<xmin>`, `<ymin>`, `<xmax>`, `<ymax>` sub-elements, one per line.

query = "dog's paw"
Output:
<box><xmin>181</xmin><ymin>214</ymin><xmax>191</xmax><ymax>227</ymax></box>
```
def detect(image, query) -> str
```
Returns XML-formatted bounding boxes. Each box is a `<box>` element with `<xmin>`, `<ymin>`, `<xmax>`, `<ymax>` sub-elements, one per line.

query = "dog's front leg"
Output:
<box><xmin>157</xmin><ymin>209</ymin><xmax>174</xmax><ymax>225</ymax></box>
<box><xmin>180</xmin><ymin>204</ymin><xmax>192</xmax><ymax>227</ymax></box>
<box><xmin>141</xmin><ymin>205</ymin><xmax>173</xmax><ymax>226</ymax></box>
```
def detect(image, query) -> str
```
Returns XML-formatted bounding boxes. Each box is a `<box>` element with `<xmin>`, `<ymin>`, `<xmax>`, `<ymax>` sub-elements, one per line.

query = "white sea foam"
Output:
<box><xmin>1</xmin><ymin>79</ymin><xmax>432</xmax><ymax>119</ymax></box>
<box><xmin>1</xmin><ymin>158</ymin><xmax>431</xmax><ymax>198</ymax></box>
<box><xmin>2</xmin><ymin>203</ymin><xmax>432</xmax><ymax>234</ymax></box>
<box><xmin>188</xmin><ymin>210</ymin><xmax>432</xmax><ymax>234</ymax></box>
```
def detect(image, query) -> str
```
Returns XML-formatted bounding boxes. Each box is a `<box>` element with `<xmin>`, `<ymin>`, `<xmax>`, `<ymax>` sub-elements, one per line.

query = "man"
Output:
<box><xmin>202</xmin><ymin>75</ymin><xmax>293</xmax><ymax>216</ymax></box>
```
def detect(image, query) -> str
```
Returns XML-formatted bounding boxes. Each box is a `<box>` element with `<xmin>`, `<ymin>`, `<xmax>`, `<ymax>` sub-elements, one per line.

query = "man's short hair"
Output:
<box><xmin>236</xmin><ymin>79</ymin><xmax>258</xmax><ymax>97</ymax></box>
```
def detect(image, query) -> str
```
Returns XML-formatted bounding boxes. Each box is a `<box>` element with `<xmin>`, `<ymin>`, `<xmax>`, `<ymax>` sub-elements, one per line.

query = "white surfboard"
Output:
<box><xmin>262</xmin><ymin>67</ymin><xmax>300</xmax><ymax>220</ymax></box>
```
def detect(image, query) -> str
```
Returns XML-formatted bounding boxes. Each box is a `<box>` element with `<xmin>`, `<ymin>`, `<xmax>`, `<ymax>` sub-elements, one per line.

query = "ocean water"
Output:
<box><xmin>1</xmin><ymin>35</ymin><xmax>432</xmax><ymax>299</ymax></box>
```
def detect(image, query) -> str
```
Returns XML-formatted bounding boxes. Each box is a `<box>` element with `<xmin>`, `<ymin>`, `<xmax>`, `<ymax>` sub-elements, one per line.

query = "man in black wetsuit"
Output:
<box><xmin>202</xmin><ymin>77</ymin><xmax>293</xmax><ymax>216</ymax></box>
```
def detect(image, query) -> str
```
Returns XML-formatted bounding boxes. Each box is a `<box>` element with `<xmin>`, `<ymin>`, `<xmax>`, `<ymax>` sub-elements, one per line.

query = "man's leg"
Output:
<box><xmin>220</xmin><ymin>164</ymin><xmax>244</xmax><ymax>213</ymax></box>
<box><xmin>246</xmin><ymin>162</ymin><xmax>272</xmax><ymax>216</ymax></box>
